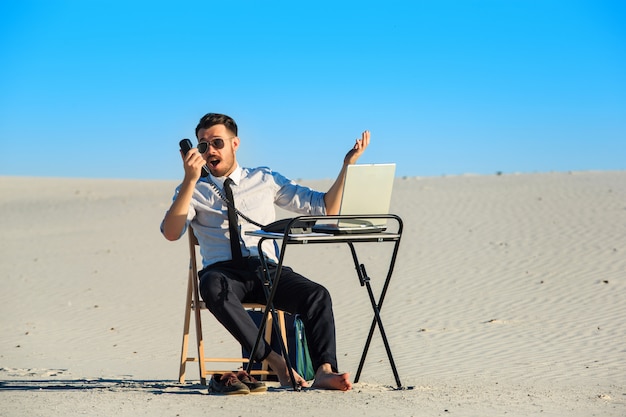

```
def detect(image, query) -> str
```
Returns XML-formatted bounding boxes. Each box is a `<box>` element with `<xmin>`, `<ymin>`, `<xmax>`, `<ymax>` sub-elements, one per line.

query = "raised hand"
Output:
<box><xmin>344</xmin><ymin>130</ymin><xmax>370</xmax><ymax>165</ymax></box>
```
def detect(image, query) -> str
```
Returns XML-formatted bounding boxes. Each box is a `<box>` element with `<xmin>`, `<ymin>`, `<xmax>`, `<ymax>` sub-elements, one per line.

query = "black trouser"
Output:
<box><xmin>199</xmin><ymin>258</ymin><xmax>339</xmax><ymax>373</ymax></box>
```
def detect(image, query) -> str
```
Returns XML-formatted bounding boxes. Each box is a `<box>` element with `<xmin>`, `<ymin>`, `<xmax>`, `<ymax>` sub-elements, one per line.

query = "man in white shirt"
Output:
<box><xmin>161</xmin><ymin>113</ymin><xmax>369</xmax><ymax>391</ymax></box>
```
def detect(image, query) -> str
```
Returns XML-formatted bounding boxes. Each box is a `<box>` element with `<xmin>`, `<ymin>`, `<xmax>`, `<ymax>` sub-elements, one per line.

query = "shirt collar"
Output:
<box><xmin>210</xmin><ymin>164</ymin><xmax>242</xmax><ymax>187</ymax></box>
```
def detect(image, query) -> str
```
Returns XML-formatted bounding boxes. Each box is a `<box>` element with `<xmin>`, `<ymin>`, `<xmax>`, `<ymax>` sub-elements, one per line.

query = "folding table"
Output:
<box><xmin>245</xmin><ymin>214</ymin><xmax>404</xmax><ymax>391</ymax></box>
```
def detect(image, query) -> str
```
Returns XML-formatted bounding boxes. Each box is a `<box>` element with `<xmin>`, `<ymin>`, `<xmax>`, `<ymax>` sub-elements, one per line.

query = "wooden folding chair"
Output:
<box><xmin>179</xmin><ymin>226</ymin><xmax>287</xmax><ymax>384</ymax></box>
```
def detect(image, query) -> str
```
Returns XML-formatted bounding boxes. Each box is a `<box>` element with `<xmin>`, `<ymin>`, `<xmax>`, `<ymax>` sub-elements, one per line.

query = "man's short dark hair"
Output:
<box><xmin>195</xmin><ymin>113</ymin><xmax>238</xmax><ymax>138</ymax></box>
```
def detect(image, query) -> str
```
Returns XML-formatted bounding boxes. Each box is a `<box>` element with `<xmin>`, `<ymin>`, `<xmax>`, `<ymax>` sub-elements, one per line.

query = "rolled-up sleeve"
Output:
<box><xmin>272</xmin><ymin>171</ymin><xmax>326</xmax><ymax>216</ymax></box>
<box><xmin>159</xmin><ymin>184</ymin><xmax>195</xmax><ymax>240</ymax></box>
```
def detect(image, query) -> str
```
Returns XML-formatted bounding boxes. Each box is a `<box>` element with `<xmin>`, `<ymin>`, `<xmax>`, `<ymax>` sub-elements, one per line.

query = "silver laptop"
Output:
<box><xmin>313</xmin><ymin>163</ymin><xmax>396</xmax><ymax>234</ymax></box>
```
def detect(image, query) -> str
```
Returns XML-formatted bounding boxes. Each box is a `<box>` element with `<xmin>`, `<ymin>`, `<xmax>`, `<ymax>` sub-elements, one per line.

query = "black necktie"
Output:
<box><xmin>223</xmin><ymin>178</ymin><xmax>243</xmax><ymax>264</ymax></box>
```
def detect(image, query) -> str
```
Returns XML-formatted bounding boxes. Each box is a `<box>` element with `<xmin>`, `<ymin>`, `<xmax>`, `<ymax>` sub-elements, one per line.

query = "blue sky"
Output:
<box><xmin>1</xmin><ymin>0</ymin><xmax>624</xmax><ymax>180</ymax></box>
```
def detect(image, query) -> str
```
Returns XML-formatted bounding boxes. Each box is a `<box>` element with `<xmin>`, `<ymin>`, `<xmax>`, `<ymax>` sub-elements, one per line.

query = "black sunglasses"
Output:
<box><xmin>197</xmin><ymin>137</ymin><xmax>232</xmax><ymax>153</ymax></box>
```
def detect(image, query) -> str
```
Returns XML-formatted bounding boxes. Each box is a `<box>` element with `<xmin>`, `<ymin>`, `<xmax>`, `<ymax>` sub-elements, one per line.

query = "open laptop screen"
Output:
<box><xmin>313</xmin><ymin>163</ymin><xmax>396</xmax><ymax>234</ymax></box>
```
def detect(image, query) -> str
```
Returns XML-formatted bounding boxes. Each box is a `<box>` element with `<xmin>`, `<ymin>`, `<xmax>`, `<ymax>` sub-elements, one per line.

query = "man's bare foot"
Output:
<box><xmin>265</xmin><ymin>351</ymin><xmax>310</xmax><ymax>388</ymax></box>
<box><xmin>312</xmin><ymin>364</ymin><xmax>352</xmax><ymax>391</ymax></box>
<box><xmin>281</xmin><ymin>368</ymin><xmax>309</xmax><ymax>388</ymax></box>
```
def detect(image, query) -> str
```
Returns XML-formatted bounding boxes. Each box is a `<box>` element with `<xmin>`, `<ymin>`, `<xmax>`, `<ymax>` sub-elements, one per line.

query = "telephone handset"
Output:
<box><xmin>179</xmin><ymin>138</ymin><xmax>210</xmax><ymax>178</ymax></box>
<box><xmin>177</xmin><ymin>138</ymin><xmax>314</xmax><ymax>234</ymax></box>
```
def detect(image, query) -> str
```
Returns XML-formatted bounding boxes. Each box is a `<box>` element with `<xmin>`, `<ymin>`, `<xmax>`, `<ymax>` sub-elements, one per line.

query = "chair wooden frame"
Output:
<box><xmin>178</xmin><ymin>226</ymin><xmax>287</xmax><ymax>384</ymax></box>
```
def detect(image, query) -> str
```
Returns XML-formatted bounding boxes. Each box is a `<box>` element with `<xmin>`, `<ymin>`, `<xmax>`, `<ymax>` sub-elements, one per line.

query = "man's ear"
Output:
<box><xmin>232</xmin><ymin>136</ymin><xmax>240</xmax><ymax>151</ymax></box>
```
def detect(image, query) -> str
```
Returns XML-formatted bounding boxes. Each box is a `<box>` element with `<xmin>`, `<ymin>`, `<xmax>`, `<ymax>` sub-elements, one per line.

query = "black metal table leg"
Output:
<box><xmin>245</xmin><ymin>238</ymin><xmax>299</xmax><ymax>391</ymax></box>
<box><xmin>348</xmin><ymin>242</ymin><xmax>403</xmax><ymax>389</ymax></box>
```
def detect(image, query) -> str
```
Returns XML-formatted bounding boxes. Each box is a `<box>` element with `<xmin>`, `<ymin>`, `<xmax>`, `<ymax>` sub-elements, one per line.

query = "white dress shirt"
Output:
<box><xmin>164</xmin><ymin>165</ymin><xmax>326</xmax><ymax>268</ymax></box>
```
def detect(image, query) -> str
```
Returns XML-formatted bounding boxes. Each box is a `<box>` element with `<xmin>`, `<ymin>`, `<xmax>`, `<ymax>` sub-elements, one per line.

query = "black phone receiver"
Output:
<box><xmin>179</xmin><ymin>138</ymin><xmax>210</xmax><ymax>178</ymax></box>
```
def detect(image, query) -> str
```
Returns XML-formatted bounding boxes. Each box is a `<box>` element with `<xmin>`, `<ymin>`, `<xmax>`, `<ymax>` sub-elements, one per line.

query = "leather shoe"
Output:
<box><xmin>236</xmin><ymin>370</ymin><xmax>267</xmax><ymax>393</ymax></box>
<box><xmin>209</xmin><ymin>372</ymin><xmax>250</xmax><ymax>395</ymax></box>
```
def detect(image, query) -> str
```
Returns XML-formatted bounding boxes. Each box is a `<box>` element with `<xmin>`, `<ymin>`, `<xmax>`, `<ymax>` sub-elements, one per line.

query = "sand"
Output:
<box><xmin>1</xmin><ymin>171</ymin><xmax>624</xmax><ymax>416</ymax></box>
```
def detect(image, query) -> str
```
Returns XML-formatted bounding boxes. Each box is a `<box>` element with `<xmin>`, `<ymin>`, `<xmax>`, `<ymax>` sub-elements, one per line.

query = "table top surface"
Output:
<box><xmin>246</xmin><ymin>229</ymin><xmax>401</xmax><ymax>243</ymax></box>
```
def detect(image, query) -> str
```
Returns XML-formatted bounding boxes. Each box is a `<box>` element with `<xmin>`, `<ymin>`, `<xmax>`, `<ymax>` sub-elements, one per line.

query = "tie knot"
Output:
<box><xmin>223</xmin><ymin>177</ymin><xmax>235</xmax><ymax>202</ymax></box>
